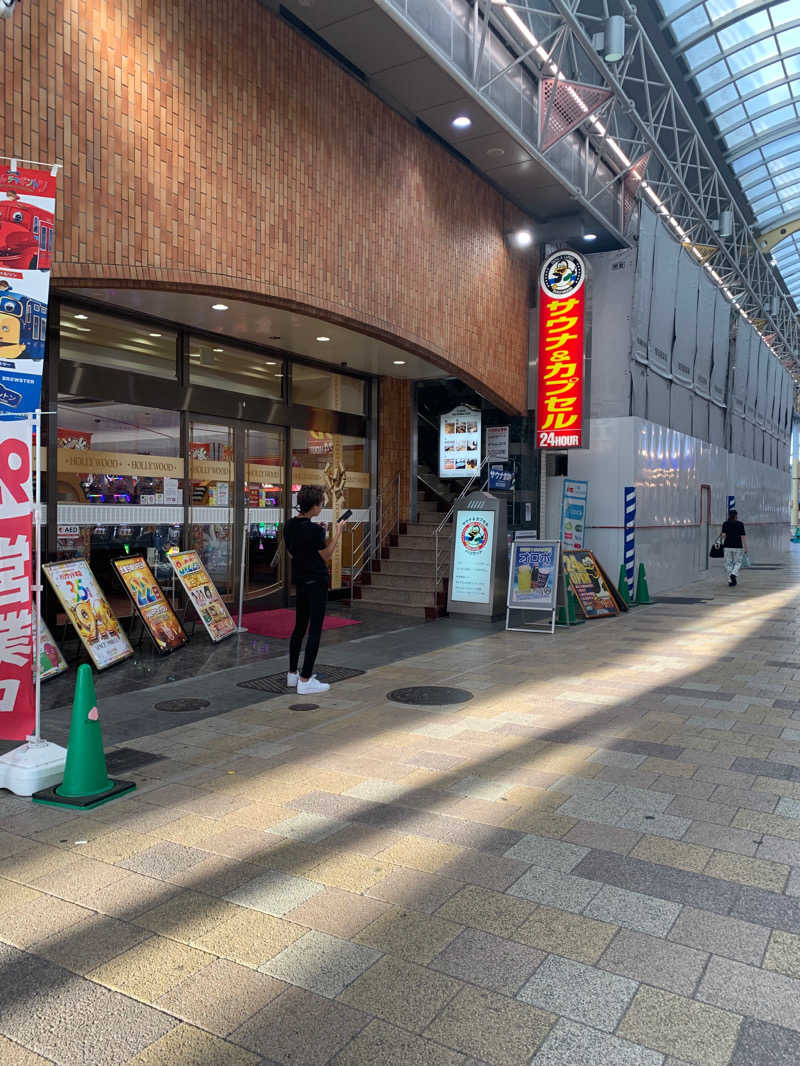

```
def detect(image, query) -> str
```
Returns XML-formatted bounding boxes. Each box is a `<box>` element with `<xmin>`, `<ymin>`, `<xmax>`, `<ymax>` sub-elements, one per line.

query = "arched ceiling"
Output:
<box><xmin>657</xmin><ymin>0</ymin><xmax>800</xmax><ymax>304</ymax></box>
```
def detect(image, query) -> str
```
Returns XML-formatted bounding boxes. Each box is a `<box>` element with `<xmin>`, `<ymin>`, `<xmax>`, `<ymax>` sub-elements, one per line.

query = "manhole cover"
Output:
<box><xmin>105</xmin><ymin>748</ymin><xmax>166</xmax><ymax>773</ymax></box>
<box><xmin>237</xmin><ymin>665</ymin><xmax>365</xmax><ymax>694</ymax></box>
<box><xmin>153</xmin><ymin>698</ymin><xmax>211</xmax><ymax>713</ymax></box>
<box><xmin>289</xmin><ymin>703</ymin><xmax>319</xmax><ymax>711</ymax></box>
<box><xmin>387</xmin><ymin>686</ymin><xmax>473</xmax><ymax>706</ymax></box>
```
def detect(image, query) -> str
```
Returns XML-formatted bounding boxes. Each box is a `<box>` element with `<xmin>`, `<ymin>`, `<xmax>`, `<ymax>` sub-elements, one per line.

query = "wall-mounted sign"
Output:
<box><xmin>488</xmin><ymin>465</ymin><xmax>513</xmax><ymax>492</ymax></box>
<box><xmin>43</xmin><ymin>558</ymin><xmax>133</xmax><ymax>669</ymax></box>
<box><xmin>562</xmin><ymin>549</ymin><xmax>618</xmax><ymax>618</ymax></box>
<box><xmin>536</xmin><ymin>250</ymin><xmax>586</xmax><ymax>449</ymax></box>
<box><xmin>450</xmin><ymin>508</ymin><xmax>496</xmax><ymax>603</ymax></box>
<box><xmin>112</xmin><ymin>556</ymin><xmax>188</xmax><ymax>654</ymax></box>
<box><xmin>38</xmin><ymin>616</ymin><xmax>67</xmax><ymax>681</ymax></box>
<box><xmin>167</xmin><ymin>550</ymin><xmax>235</xmax><ymax>642</ymax></box>
<box><xmin>560</xmin><ymin>479</ymin><xmax>588</xmax><ymax>550</ymax></box>
<box><xmin>486</xmin><ymin>426</ymin><xmax>509</xmax><ymax>461</ymax></box>
<box><xmin>440</xmin><ymin>405</ymin><xmax>481</xmax><ymax>479</ymax></box>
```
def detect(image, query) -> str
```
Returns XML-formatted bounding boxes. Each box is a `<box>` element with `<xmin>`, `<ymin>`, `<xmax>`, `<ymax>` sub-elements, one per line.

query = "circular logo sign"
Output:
<box><xmin>461</xmin><ymin>521</ymin><xmax>489</xmax><ymax>552</ymax></box>
<box><xmin>540</xmin><ymin>251</ymin><xmax>585</xmax><ymax>299</ymax></box>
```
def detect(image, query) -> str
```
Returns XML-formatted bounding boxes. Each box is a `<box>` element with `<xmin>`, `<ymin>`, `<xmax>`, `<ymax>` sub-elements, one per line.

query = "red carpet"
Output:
<box><xmin>242</xmin><ymin>608</ymin><xmax>361</xmax><ymax>639</ymax></box>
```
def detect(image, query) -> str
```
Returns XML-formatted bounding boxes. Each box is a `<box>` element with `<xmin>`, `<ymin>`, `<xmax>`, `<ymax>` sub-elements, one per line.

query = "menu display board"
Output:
<box><xmin>440</xmin><ymin>405</ymin><xmax>482</xmax><ymax>478</ymax></box>
<box><xmin>507</xmin><ymin>539</ymin><xmax>560</xmax><ymax>611</ymax></box>
<box><xmin>43</xmin><ymin>559</ymin><xmax>134</xmax><ymax>669</ymax></box>
<box><xmin>38</xmin><ymin>617</ymin><xmax>68</xmax><ymax>681</ymax></box>
<box><xmin>167</xmin><ymin>550</ymin><xmax>236</xmax><ymax>642</ymax></box>
<box><xmin>560</xmin><ymin>479</ymin><xmax>588</xmax><ymax>550</ymax></box>
<box><xmin>486</xmin><ymin>426</ymin><xmax>509</xmax><ymax>461</ymax></box>
<box><xmin>450</xmin><ymin>509</ymin><xmax>496</xmax><ymax>603</ymax></box>
<box><xmin>563</xmin><ymin>549</ymin><xmax>618</xmax><ymax>618</ymax></box>
<box><xmin>112</xmin><ymin>556</ymin><xmax>188</xmax><ymax>654</ymax></box>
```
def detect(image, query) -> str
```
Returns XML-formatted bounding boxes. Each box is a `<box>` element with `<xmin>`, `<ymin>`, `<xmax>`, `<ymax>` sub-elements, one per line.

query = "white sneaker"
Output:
<box><xmin>297</xmin><ymin>675</ymin><xmax>330</xmax><ymax>694</ymax></box>
<box><xmin>287</xmin><ymin>672</ymin><xmax>298</xmax><ymax>688</ymax></box>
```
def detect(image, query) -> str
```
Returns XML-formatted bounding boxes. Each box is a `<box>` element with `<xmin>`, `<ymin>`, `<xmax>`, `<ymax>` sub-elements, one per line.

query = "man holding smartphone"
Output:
<box><xmin>283</xmin><ymin>486</ymin><xmax>348</xmax><ymax>694</ymax></box>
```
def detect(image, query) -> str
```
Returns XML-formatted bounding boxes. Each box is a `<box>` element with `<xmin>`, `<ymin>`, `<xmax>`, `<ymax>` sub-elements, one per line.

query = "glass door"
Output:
<box><xmin>188</xmin><ymin>419</ymin><xmax>236</xmax><ymax>599</ymax></box>
<box><xmin>244</xmin><ymin>425</ymin><xmax>286</xmax><ymax>604</ymax></box>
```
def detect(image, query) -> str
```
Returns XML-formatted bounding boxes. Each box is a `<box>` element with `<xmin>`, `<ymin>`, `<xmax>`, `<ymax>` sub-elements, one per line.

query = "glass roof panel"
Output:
<box><xmin>656</xmin><ymin>0</ymin><xmax>800</xmax><ymax>304</ymax></box>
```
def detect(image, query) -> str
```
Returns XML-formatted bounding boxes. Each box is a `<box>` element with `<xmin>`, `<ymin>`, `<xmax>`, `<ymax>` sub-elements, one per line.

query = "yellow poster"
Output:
<box><xmin>167</xmin><ymin>550</ymin><xmax>236</xmax><ymax>642</ymax></box>
<box><xmin>113</xmin><ymin>556</ymin><xmax>188</xmax><ymax>654</ymax></box>
<box><xmin>43</xmin><ymin>559</ymin><xmax>133</xmax><ymax>670</ymax></box>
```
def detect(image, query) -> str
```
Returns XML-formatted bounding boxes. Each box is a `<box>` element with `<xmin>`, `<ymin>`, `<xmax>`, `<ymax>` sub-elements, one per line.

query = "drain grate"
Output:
<box><xmin>153</xmin><ymin>697</ymin><xmax>211</xmax><ymax>713</ymax></box>
<box><xmin>387</xmin><ymin>686</ymin><xmax>474</xmax><ymax>706</ymax></box>
<box><xmin>105</xmin><ymin>747</ymin><xmax>166</xmax><ymax>774</ymax></box>
<box><xmin>237</xmin><ymin>665</ymin><xmax>365</xmax><ymax>694</ymax></box>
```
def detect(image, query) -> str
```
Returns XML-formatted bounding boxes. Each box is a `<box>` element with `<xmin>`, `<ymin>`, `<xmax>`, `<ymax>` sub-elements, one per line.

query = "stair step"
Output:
<box><xmin>378</xmin><ymin>559</ymin><xmax>449</xmax><ymax>578</ymax></box>
<box><xmin>389</xmin><ymin>547</ymin><xmax>436</xmax><ymax>563</ymax></box>
<box><xmin>399</xmin><ymin>532</ymin><xmax>449</xmax><ymax>549</ymax></box>
<box><xmin>360</xmin><ymin>585</ymin><xmax>437</xmax><ymax>607</ymax></box>
<box><xmin>371</xmin><ymin>572</ymin><xmax>441</xmax><ymax>592</ymax></box>
<box><xmin>357</xmin><ymin>599</ymin><xmax>432</xmax><ymax>619</ymax></box>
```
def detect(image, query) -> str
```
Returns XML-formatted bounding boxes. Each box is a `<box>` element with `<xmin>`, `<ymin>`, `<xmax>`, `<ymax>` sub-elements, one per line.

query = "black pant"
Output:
<box><xmin>290</xmin><ymin>579</ymin><xmax>328</xmax><ymax>679</ymax></box>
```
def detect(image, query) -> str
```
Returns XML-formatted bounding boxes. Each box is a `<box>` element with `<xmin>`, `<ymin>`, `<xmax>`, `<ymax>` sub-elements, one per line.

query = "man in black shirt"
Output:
<box><xmin>721</xmin><ymin>509</ymin><xmax>748</xmax><ymax>587</ymax></box>
<box><xmin>283</xmin><ymin>485</ymin><xmax>343</xmax><ymax>694</ymax></box>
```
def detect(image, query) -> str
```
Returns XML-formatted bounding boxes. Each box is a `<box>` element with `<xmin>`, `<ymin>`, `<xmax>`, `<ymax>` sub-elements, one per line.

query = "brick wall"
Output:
<box><xmin>3</xmin><ymin>0</ymin><xmax>531</xmax><ymax>412</ymax></box>
<box><xmin>379</xmin><ymin>378</ymin><xmax>412</xmax><ymax>523</ymax></box>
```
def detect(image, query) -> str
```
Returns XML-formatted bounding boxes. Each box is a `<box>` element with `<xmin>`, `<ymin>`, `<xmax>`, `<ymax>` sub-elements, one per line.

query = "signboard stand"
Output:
<box><xmin>0</xmin><ymin>409</ymin><xmax>68</xmax><ymax>796</ymax></box>
<box><xmin>112</xmin><ymin>555</ymin><xmax>188</xmax><ymax>655</ymax></box>
<box><xmin>446</xmin><ymin>492</ymin><xmax>508</xmax><ymax>619</ymax></box>
<box><xmin>505</xmin><ymin>536</ymin><xmax>560</xmax><ymax>635</ymax></box>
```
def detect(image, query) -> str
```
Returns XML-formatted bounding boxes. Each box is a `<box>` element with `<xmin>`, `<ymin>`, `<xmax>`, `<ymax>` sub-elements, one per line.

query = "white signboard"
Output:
<box><xmin>440</xmin><ymin>405</ymin><xmax>481</xmax><ymax>479</ymax></box>
<box><xmin>486</xmin><ymin>426</ymin><xmax>509</xmax><ymax>461</ymax></box>
<box><xmin>451</xmin><ymin>508</ymin><xmax>496</xmax><ymax>603</ymax></box>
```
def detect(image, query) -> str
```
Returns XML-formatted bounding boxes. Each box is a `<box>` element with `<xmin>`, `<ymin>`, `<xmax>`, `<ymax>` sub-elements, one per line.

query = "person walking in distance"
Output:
<box><xmin>721</xmin><ymin>508</ymin><xmax>748</xmax><ymax>587</ymax></box>
<box><xmin>283</xmin><ymin>486</ymin><xmax>343</xmax><ymax>694</ymax></box>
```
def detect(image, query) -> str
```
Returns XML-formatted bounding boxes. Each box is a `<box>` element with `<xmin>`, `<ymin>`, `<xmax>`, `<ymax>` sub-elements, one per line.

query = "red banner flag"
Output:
<box><xmin>0</xmin><ymin>417</ymin><xmax>34</xmax><ymax>740</ymax></box>
<box><xmin>536</xmin><ymin>251</ymin><xmax>586</xmax><ymax>449</ymax></box>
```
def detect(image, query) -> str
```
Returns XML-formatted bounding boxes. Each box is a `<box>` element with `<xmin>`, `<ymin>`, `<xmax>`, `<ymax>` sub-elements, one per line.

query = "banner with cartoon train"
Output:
<box><xmin>43</xmin><ymin>559</ymin><xmax>133</xmax><ymax>670</ymax></box>
<box><xmin>0</xmin><ymin>165</ymin><xmax>57</xmax><ymax>414</ymax></box>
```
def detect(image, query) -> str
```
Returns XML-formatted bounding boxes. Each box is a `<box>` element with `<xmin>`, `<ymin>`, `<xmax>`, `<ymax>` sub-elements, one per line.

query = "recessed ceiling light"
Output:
<box><xmin>511</xmin><ymin>229</ymin><xmax>533</xmax><ymax>249</ymax></box>
<box><xmin>487</xmin><ymin>147</ymin><xmax>505</xmax><ymax>158</ymax></box>
<box><xmin>76</xmin><ymin>326</ymin><xmax>91</xmax><ymax>332</ymax></box>
<box><xmin>74</xmin><ymin>313</ymin><xmax>88</xmax><ymax>320</ymax></box>
<box><xmin>274</xmin><ymin>373</ymin><xmax>283</xmax><ymax>377</ymax></box>
<box><xmin>452</xmin><ymin>115</ymin><xmax>471</xmax><ymax>129</ymax></box>
<box><xmin>266</xmin><ymin>361</ymin><xmax>277</xmax><ymax>366</ymax></box>
<box><xmin>316</xmin><ymin>336</ymin><xmax>331</xmax><ymax>342</ymax></box>
<box><xmin>190</xmin><ymin>352</ymin><xmax>200</xmax><ymax>357</ymax></box>
<box><xmin>393</xmin><ymin>360</ymin><xmax>406</xmax><ymax>365</ymax></box>
<box><xmin>583</xmin><ymin>232</ymin><xmax>598</xmax><ymax>241</ymax></box>
<box><xmin>213</xmin><ymin>348</ymin><xmax>224</xmax><ymax>353</ymax></box>
<box><xmin>211</xmin><ymin>303</ymin><xmax>228</xmax><ymax>311</ymax></box>
<box><xmin>148</xmin><ymin>332</ymin><xmax>162</xmax><ymax>337</ymax></box>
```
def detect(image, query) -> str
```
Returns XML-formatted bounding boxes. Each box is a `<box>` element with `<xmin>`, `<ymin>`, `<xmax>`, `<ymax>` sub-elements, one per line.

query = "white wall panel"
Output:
<box><xmin>672</xmin><ymin>252</ymin><xmax>698</xmax><ymax>385</ymax></box>
<box><xmin>631</xmin><ymin>361</ymin><xmax>647</xmax><ymax>418</ymax></box>
<box><xmin>647</xmin><ymin>371</ymin><xmax>670</xmax><ymax>427</ymax></box>
<box><xmin>631</xmin><ymin>206</ymin><xmax>658</xmax><ymax>365</ymax></box>
<box><xmin>708</xmin><ymin>404</ymin><xmax>725</xmax><ymax>448</ymax></box>
<box><xmin>692</xmin><ymin>392</ymin><xmax>709</xmax><ymax>442</ymax></box>
<box><xmin>755</xmin><ymin>343</ymin><xmax>768</xmax><ymax>429</ymax></box>
<box><xmin>589</xmin><ymin>250</ymin><xmax>636</xmax><ymax>418</ymax></box>
<box><xmin>710</xmin><ymin>290</ymin><xmax>731</xmax><ymax>408</ymax></box>
<box><xmin>694</xmin><ymin>270</ymin><xmax>715</xmax><ymax>399</ymax></box>
<box><xmin>765</xmin><ymin>355</ymin><xmax>777</xmax><ymax>436</ymax></box>
<box><xmin>670</xmin><ymin>382</ymin><xmax>693</xmax><ymax>436</ymax></box>
<box><xmin>648</xmin><ymin>224</ymin><xmax>680</xmax><ymax>378</ymax></box>
<box><xmin>744</xmin><ymin>329</ymin><xmax>760</xmax><ymax>425</ymax></box>
<box><xmin>730</xmin><ymin>321</ymin><xmax>749</xmax><ymax>417</ymax></box>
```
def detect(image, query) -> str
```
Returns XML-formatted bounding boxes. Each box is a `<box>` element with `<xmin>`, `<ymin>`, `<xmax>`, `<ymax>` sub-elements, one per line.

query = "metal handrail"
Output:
<box><xmin>347</xmin><ymin>474</ymin><xmax>401</xmax><ymax>603</ymax></box>
<box><xmin>432</xmin><ymin>456</ymin><xmax>491</xmax><ymax>595</ymax></box>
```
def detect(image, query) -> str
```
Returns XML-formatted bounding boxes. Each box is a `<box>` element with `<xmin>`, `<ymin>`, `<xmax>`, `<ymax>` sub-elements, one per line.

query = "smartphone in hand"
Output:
<box><xmin>337</xmin><ymin>509</ymin><xmax>353</xmax><ymax>524</ymax></box>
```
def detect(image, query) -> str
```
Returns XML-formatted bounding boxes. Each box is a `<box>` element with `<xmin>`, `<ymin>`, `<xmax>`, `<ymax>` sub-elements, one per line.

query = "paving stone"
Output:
<box><xmin>366</xmin><ymin>867</ymin><xmax>462</xmax><ymax>914</ymax></box>
<box><xmin>123</xmin><ymin>1022</ymin><xmax>261</xmax><ymax>1065</ymax></box>
<box><xmin>503</xmin><ymin>833</ymin><xmax>589</xmax><ymax>871</ymax></box>
<box><xmin>506</xmin><ymin>864</ymin><xmax>603</xmax><ymax>913</ymax></box>
<box><xmin>556</xmin><ymin>795</ymin><xmax>632</xmax><ymax>827</ymax></box>
<box><xmin>571</xmin><ymin>851</ymin><xmax>656</xmax><ymax>895</ymax></box>
<box><xmin>598</xmin><ymin>929</ymin><xmax>707</xmax><ymax>995</ymax></box>
<box><xmin>616</xmin><ymin>811</ymin><xmax>693</xmax><ymax>840</ymax></box>
<box><xmin>330</xmin><ymin>1019</ymin><xmax>466</xmax><ymax>1066</ymax></box>
<box><xmin>609</xmin><ymin>740</ymin><xmax>684</xmax><ymax>760</ymax></box>
<box><xmin>667</xmin><ymin>906</ymin><xmax>770</xmax><ymax>966</ymax></box>
<box><xmin>424</xmin><ymin>985</ymin><xmax>556</xmax><ymax>1066</ymax></box>
<box><xmin>730</xmin><ymin>757</ymin><xmax>795</xmax><ymax>781</ymax></box>
<box><xmin>588</xmin><ymin>749</ymin><xmax>649</xmax><ymax>770</ymax></box>
<box><xmin>230</xmin><ymin>986</ymin><xmax>370</xmax><ymax>1066</ymax></box>
<box><xmin>438</xmin><ymin>850</ymin><xmax>531</xmax><ymax>892</ymax></box>
<box><xmin>729</xmin><ymin>1018</ymin><xmax>800</xmax><ymax>1066</ymax></box>
<box><xmin>0</xmin><ymin>1034</ymin><xmax>53</xmax><ymax>1065</ymax></box>
<box><xmin>730</xmin><ymin>887</ymin><xmax>800</xmax><ymax>934</ymax></box>
<box><xmin>30</xmin><ymin>912</ymin><xmax>152</xmax><ymax>976</ymax></box>
<box><xmin>513</xmin><ymin>906</ymin><xmax>618</xmax><ymax>964</ymax></box>
<box><xmin>258</xmin><ymin>929</ymin><xmax>380</xmax><ymax>998</ymax></box>
<box><xmin>756</xmin><ymin>835</ymin><xmax>800</xmax><ymax>866</ymax></box>
<box><xmin>434</xmin><ymin>884</ymin><xmax>535</xmax><ymax>938</ymax></box>
<box><xmin>704</xmin><ymin>851</ymin><xmax>789</xmax><ymax>893</ymax></box>
<box><xmin>563</xmin><ymin>822</ymin><xmax>643</xmax><ymax>855</ymax></box>
<box><xmin>698</xmin><ymin>954</ymin><xmax>800</xmax><ymax>1033</ymax></box>
<box><xmin>429</xmin><ymin>926</ymin><xmax>544</xmax><ymax>995</ymax></box>
<box><xmin>617</xmin><ymin>986</ymin><xmax>742</xmax><ymax>1066</ymax></box>
<box><xmin>355</xmin><ymin>910</ymin><xmax>462</xmax><ymax>965</ymax></box>
<box><xmin>630</xmin><ymin>836</ymin><xmax>712</xmax><ymax>875</ymax></box>
<box><xmin>284</xmin><ymin>887</ymin><xmax>390</xmax><ymax>939</ymax></box>
<box><xmin>682</xmin><ymin>821</ymin><xmax>759</xmax><ymax>857</ymax></box>
<box><xmin>531</xmin><ymin>1018</ymin><xmax>665</xmax><ymax>1066</ymax></box>
<box><xmin>775</xmin><ymin>797</ymin><xmax>800</xmax><ymax>819</ymax></box>
<box><xmin>549</xmin><ymin>776</ymin><xmax>617</xmax><ymax>800</ymax></box>
<box><xmin>607</xmin><ymin>785</ymin><xmax>674</xmax><ymax>813</ymax></box>
<box><xmin>584</xmin><ymin>886</ymin><xmax>682</xmax><ymax>937</ymax></box>
<box><xmin>764</xmin><ymin>930</ymin><xmax>800</xmax><ymax>979</ymax></box>
<box><xmin>224</xmin><ymin>870</ymin><xmax>324</xmax><ymax>917</ymax></box>
<box><xmin>665</xmin><ymin>796</ymin><xmax>738</xmax><ymax>827</ymax></box>
<box><xmin>190</xmin><ymin>909</ymin><xmax>305</xmax><ymax>968</ymax></box>
<box><xmin>517</xmin><ymin>954</ymin><xmax>638</xmax><ymax>1032</ymax></box>
<box><xmin>267</xmin><ymin>812</ymin><xmax>352</xmax><ymax>844</ymax></box>
<box><xmin>376</xmin><ymin>836</ymin><xmax>466</xmax><ymax>874</ymax></box>
<box><xmin>339</xmin><ymin>956</ymin><xmax>462</xmax><ymax>1032</ymax></box>
<box><xmin>711</xmin><ymin>786</ymin><xmax>780</xmax><ymax>813</ymax></box>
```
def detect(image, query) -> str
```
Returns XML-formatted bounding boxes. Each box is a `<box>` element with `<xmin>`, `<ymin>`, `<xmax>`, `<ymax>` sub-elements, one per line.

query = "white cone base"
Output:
<box><xmin>0</xmin><ymin>739</ymin><xmax>67</xmax><ymax>797</ymax></box>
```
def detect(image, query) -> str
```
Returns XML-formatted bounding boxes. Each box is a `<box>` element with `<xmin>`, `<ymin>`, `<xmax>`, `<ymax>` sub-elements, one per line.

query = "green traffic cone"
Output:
<box><xmin>617</xmin><ymin>564</ymin><xmax>634</xmax><ymax>608</ymax></box>
<box><xmin>556</xmin><ymin>601</ymin><xmax>569</xmax><ymax>626</ymax></box>
<box><xmin>33</xmin><ymin>665</ymin><xmax>135</xmax><ymax>809</ymax></box>
<box><xmin>635</xmin><ymin>562</ymin><xmax>653</xmax><ymax>605</ymax></box>
<box><xmin>567</xmin><ymin>586</ymin><xmax>585</xmax><ymax>625</ymax></box>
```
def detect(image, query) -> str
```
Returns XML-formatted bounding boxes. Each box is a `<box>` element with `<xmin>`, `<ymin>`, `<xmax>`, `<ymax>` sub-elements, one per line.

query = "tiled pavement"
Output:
<box><xmin>3</xmin><ymin>559</ymin><xmax>800</xmax><ymax>1063</ymax></box>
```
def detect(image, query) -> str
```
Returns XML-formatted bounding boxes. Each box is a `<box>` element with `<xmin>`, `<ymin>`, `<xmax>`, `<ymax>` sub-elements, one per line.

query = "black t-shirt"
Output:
<box><xmin>722</xmin><ymin>519</ymin><xmax>746</xmax><ymax>549</ymax></box>
<box><xmin>284</xmin><ymin>517</ymin><xmax>329</xmax><ymax>583</ymax></box>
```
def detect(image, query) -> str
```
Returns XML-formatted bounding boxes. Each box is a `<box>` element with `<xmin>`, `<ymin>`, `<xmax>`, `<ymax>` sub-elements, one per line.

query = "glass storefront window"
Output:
<box><xmin>60</xmin><ymin>306</ymin><xmax>177</xmax><ymax>379</ymax></box>
<box><xmin>189</xmin><ymin>337</ymin><xmax>284</xmax><ymax>399</ymax></box>
<box><xmin>292</xmin><ymin>364</ymin><xmax>365</xmax><ymax>414</ymax></box>
<box><xmin>189</xmin><ymin>421</ymin><xmax>235</xmax><ymax>597</ymax></box>
<box><xmin>245</xmin><ymin>427</ymin><xmax>285</xmax><ymax>600</ymax></box>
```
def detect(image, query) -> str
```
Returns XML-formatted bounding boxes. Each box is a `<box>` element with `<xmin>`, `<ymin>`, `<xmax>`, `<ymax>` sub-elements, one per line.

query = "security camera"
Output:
<box><xmin>0</xmin><ymin>0</ymin><xmax>20</xmax><ymax>21</ymax></box>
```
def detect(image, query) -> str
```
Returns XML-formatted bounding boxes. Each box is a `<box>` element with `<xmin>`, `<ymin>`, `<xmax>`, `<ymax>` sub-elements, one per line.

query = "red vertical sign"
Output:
<box><xmin>536</xmin><ymin>250</ymin><xmax>586</xmax><ymax>448</ymax></box>
<box><xmin>0</xmin><ymin>418</ymin><xmax>34</xmax><ymax>740</ymax></box>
